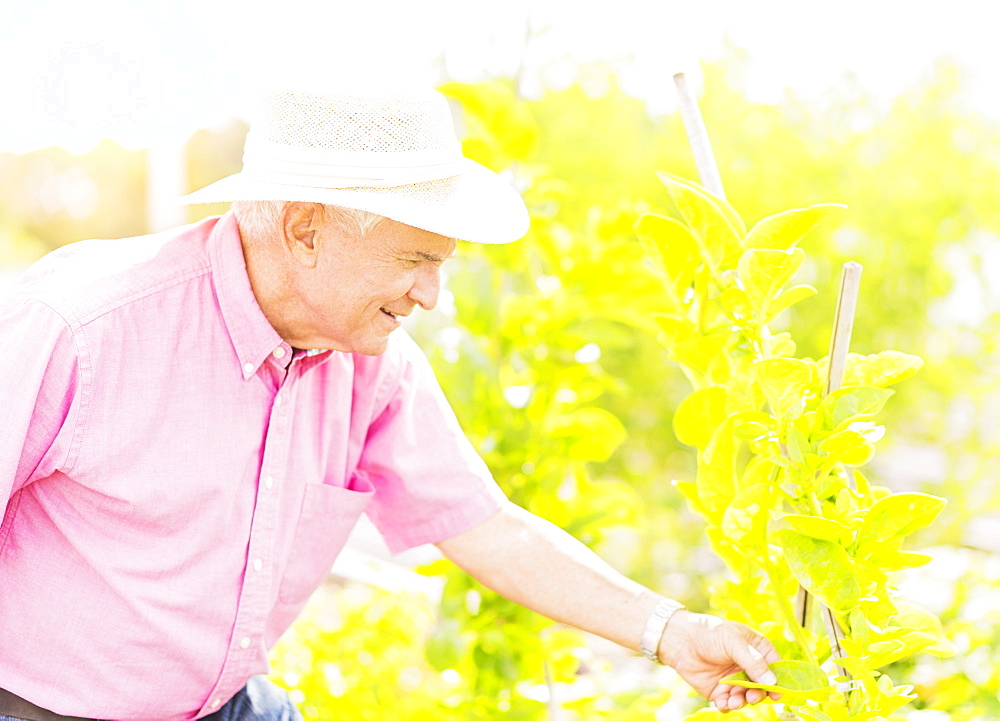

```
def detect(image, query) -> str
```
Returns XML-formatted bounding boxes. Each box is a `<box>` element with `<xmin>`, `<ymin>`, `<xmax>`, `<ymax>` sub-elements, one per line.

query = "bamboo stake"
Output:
<box><xmin>822</xmin><ymin>263</ymin><xmax>863</xmax><ymax>685</ymax></box>
<box><xmin>673</xmin><ymin>73</ymin><xmax>727</xmax><ymax>200</ymax></box>
<box><xmin>797</xmin><ymin>262</ymin><xmax>862</xmax><ymax>689</ymax></box>
<box><xmin>826</xmin><ymin>263</ymin><xmax>863</xmax><ymax>396</ymax></box>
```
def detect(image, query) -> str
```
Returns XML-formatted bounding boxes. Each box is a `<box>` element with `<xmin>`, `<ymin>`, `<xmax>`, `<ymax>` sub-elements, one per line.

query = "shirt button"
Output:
<box><xmin>240</xmin><ymin>636</ymin><xmax>252</xmax><ymax>649</ymax></box>
<box><xmin>210</xmin><ymin>699</ymin><xmax>221</xmax><ymax>709</ymax></box>
<box><xmin>264</xmin><ymin>476</ymin><xmax>274</xmax><ymax>489</ymax></box>
<box><xmin>253</xmin><ymin>558</ymin><xmax>263</xmax><ymax>572</ymax></box>
<box><xmin>243</xmin><ymin>362</ymin><xmax>254</xmax><ymax>374</ymax></box>
<box><xmin>273</xmin><ymin>347</ymin><xmax>286</xmax><ymax>359</ymax></box>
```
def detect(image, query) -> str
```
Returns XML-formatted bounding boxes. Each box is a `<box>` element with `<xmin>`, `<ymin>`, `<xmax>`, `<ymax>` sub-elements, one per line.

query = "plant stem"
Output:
<box><xmin>763</xmin><ymin>553</ymin><xmax>818</xmax><ymax>665</ymax></box>
<box><xmin>762</xmin><ymin>484</ymin><xmax>818</xmax><ymax>666</ymax></box>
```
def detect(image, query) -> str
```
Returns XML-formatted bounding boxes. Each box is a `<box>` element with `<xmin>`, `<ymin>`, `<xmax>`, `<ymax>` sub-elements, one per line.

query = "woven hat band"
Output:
<box><xmin>241</xmin><ymin>138</ymin><xmax>466</xmax><ymax>188</ymax></box>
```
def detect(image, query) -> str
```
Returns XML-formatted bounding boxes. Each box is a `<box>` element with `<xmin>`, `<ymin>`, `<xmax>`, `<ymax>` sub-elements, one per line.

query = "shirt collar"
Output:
<box><xmin>209</xmin><ymin>212</ymin><xmax>288</xmax><ymax>379</ymax></box>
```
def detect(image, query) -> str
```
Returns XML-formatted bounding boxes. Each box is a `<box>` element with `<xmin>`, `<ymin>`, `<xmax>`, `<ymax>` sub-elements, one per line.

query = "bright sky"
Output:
<box><xmin>2</xmin><ymin>0</ymin><xmax>998</xmax><ymax>153</ymax></box>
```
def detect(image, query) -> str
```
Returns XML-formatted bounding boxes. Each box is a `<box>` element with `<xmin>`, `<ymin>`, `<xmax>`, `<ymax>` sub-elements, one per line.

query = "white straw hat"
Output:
<box><xmin>180</xmin><ymin>87</ymin><xmax>529</xmax><ymax>244</ymax></box>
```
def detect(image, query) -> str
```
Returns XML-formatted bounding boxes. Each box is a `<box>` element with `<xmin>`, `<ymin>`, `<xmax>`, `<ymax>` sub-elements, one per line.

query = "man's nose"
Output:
<box><xmin>408</xmin><ymin>263</ymin><xmax>441</xmax><ymax>311</ymax></box>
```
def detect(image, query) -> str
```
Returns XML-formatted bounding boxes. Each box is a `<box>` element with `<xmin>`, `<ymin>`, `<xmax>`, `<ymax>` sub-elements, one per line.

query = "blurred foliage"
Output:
<box><xmin>6</xmin><ymin>53</ymin><xmax>1000</xmax><ymax>719</ymax></box>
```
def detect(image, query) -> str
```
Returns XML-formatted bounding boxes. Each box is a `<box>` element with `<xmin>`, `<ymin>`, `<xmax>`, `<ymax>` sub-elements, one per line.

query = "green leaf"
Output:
<box><xmin>439</xmin><ymin>81</ymin><xmax>539</xmax><ymax>165</ymax></box>
<box><xmin>732</xmin><ymin>412</ymin><xmax>774</xmax><ymax>441</ymax></box>
<box><xmin>653</xmin><ymin>314</ymin><xmax>697</xmax><ymax>344</ymax></box>
<box><xmin>657</xmin><ymin>172</ymin><xmax>743</xmax><ymax>270</ymax></box>
<box><xmin>723</xmin><ymin>659</ymin><xmax>833</xmax><ymax>697</ymax></box>
<box><xmin>782</xmin><ymin>514</ymin><xmax>852</xmax><ymax>544</ymax></box>
<box><xmin>819</xmin><ymin>430</ymin><xmax>876</xmax><ymax>467</ymax></box>
<box><xmin>856</xmin><ymin>492</ymin><xmax>947</xmax><ymax>546</ymax></box>
<box><xmin>670</xmin><ymin>332</ymin><xmax>730</xmax><ymax>377</ymax></box>
<box><xmin>738</xmin><ymin>248</ymin><xmax>806</xmax><ymax>314</ymax></box>
<box><xmin>673</xmin><ymin>386</ymin><xmax>728</xmax><ymax>448</ymax></box>
<box><xmin>636</xmin><ymin>213</ymin><xmax>701</xmax><ymax>309</ymax></box>
<box><xmin>785</xmin><ymin>422</ymin><xmax>810</xmax><ymax>464</ymax></box>
<box><xmin>866</xmin><ymin>546</ymin><xmax>932</xmax><ymax>571</ymax></box>
<box><xmin>743</xmin><ymin>203</ymin><xmax>848</xmax><ymax>250</ymax></box>
<box><xmin>820</xmin><ymin>386</ymin><xmax>894</xmax><ymax>427</ymax></box>
<box><xmin>740</xmin><ymin>455</ymin><xmax>781</xmax><ymax>487</ymax></box>
<box><xmin>765</xmin><ymin>284</ymin><xmax>818</xmax><ymax>323</ymax></box>
<box><xmin>892</xmin><ymin>600</ymin><xmax>957</xmax><ymax>657</ymax></box>
<box><xmin>673</xmin><ymin>479</ymin><xmax>706</xmax><ymax>517</ymax></box>
<box><xmin>656</xmin><ymin>170</ymin><xmax>747</xmax><ymax>236</ymax></box>
<box><xmin>717</xmin><ymin>287</ymin><xmax>753</xmax><ymax>321</ymax></box>
<box><xmin>795</xmin><ymin>709</ymin><xmax>835</xmax><ymax>721</ymax></box>
<box><xmin>778</xmin><ymin>529</ymin><xmax>861</xmax><ymax>613</ymax></box>
<box><xmin>721</xmin><ymin>483</ymin><xmax>769</xmax><ymax>545</ymax></box>
<box><xmin>842</xmin><ymin>351</ymin><xmax>924</xmax><ymax>388</ymax></box>
<box><xmin>769</xmin><ymin>331</ymin><xmax>797</xmax><ymax>358</ymax></box>
<box><xmin>696</xmin><ymin>417</ymin><xmax>739</xmax><ymax>521</ymax></box>
<box><xmin>754</xmin><ymin>357</ymin><xmax>816</xmax><ymax>420</ymax></box>
<box><xmin>544</xmin><ymin>407</ymin><xmax>627</xmax><ymax>462</ymax></box>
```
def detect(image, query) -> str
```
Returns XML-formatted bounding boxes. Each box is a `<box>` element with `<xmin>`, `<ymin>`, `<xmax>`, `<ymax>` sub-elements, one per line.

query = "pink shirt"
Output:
<box><xmin>0</xmin><ymin>213</ymin><xmax>504</xmax><ymax>721</ymax></box>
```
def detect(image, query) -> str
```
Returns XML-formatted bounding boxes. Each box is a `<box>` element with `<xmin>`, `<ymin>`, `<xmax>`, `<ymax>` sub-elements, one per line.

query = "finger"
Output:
<box><xmin>746</xmin><ymin>687</ymin><xmax>765</xmax><ymax>704</ymax></box>
<box><xmin>712</xmin><ymin>687</ymin><xmax>731</xmax><ymax>713</ymax></box>
<box><xmin>727</xmin><ymin>687</ymin><xmax>747</xmax><ymax>711</ymax></box>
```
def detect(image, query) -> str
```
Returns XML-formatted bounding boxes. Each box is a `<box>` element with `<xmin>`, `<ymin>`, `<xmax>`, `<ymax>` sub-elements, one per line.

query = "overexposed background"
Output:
<box><xmin>3</xmin><ymin>0</ymin><xmax>998</xmax><ymax>153</ymax></box>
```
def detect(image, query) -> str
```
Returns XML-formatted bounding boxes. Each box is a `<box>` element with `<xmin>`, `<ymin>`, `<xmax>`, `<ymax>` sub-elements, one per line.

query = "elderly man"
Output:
<box><xmin>0</xmin><ymin>88</ymin><xmax>777</xmax><ymax>721</ymax></box>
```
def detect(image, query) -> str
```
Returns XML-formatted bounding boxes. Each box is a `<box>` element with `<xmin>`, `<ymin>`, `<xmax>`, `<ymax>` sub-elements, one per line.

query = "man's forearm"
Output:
<box><xmin>435</xmin><ymin>500</ymin><xmax>665</xmax><ymax>654</ymax></box>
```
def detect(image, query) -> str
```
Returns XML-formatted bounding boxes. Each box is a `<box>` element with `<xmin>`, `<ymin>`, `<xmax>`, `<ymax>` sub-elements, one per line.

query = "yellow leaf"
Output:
<box><xmin>738</xmin><ymin>247</ymin><xmax>806</xmax><ymax>314</ymax></box>
<box><xmin>754</xmin><ymin>357</ymin><xmax>816</xmax><ymax>420</ymax></box>
<box><xmin>657</xmin><ymin>172</ymin><xmax>744</xmax><ymax>270</ymax></box>
<box><xmin>673</xmin><ymin>386</ymin><xmax>728</xmax><ymax>448</ymax></box>
<box><xmin>636</xmin><ymin>213</ymin><xmax>701</xmax><ymax>310</ymax></box>
<box><xmin>744</xmin><ymin>203</ymin><xmax>848</xmax><ymax>250</ymax></box>
<box><xmin>842</xmin><ymin>351</ymin><xmax>924</xmax><ymax>388</ymax></box>
<box><xmin>696</xmin><ymin>417</ymin><xmax>739</xmax><ymax>521</ymax></box>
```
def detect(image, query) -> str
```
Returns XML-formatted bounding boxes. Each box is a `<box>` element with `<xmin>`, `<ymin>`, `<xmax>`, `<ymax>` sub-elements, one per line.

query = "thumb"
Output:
<box><xmin>731</xmin><ymin>640</ymin><xmax>777</xmax><ymax>687</ymax></box>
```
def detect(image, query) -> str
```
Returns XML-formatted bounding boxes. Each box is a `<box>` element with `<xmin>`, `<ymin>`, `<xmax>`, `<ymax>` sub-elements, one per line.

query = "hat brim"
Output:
<box><xmin>179</xmin><ymin>158</ymin><xmax>529</xmax><ymax>245</ymax></box>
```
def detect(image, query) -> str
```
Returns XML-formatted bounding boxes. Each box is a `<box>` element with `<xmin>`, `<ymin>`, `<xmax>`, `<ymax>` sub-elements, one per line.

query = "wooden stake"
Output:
<box><xmin>826</xmin><ymin>262</ymin><xmax>863</xmax><ymax>395</ymax></box>
<box><xmin>801</xmin><ymin>261</ymin><xmax>864</xmax><ymax>685</ymax></box>
<box><xmin>673</xmin><ymin>73</ymin><xmax>727</xmax><ymax>200</ymax></box>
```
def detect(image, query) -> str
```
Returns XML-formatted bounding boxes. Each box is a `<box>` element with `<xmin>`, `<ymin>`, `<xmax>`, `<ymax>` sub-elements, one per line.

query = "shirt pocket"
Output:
<box><xmin>277</xmin><ymin>475</ymin><xmax>374</xmax><ymax>605</ymax></box>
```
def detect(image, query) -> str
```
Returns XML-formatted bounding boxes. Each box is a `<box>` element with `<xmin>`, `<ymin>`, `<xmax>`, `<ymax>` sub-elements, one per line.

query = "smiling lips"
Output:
<box><xmin>380</xmin><ymin>307</ymin><xmax>406</xmax><ymax>323</ymax></box>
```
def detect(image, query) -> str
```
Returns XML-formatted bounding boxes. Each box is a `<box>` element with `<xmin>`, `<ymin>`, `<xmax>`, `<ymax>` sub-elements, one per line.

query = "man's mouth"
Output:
<box><xmin>380</xmin><ymin>308</ymin><xmax>400</xmax><ymax>320</ymax></box>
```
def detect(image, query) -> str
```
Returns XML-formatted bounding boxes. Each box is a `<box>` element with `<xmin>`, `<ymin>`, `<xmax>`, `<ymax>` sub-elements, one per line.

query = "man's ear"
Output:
<box><xmin>281</xmin><ymin>202</ymin><xmax>325</xmax><ymax>268</ymax></box>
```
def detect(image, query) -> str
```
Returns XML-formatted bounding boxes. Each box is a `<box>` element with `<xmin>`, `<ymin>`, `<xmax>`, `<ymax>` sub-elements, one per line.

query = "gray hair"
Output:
<box><xmin>232</xmin><ymin>200</ymin><xmax>387</xmax><ymax>244</ymax></box>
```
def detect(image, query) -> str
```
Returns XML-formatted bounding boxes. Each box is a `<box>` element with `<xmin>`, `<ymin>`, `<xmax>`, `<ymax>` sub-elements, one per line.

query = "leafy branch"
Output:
<box><xmin>639</xmin><ymin>175</ymin><xmax>954</xmax><ymax>720</ymax></box>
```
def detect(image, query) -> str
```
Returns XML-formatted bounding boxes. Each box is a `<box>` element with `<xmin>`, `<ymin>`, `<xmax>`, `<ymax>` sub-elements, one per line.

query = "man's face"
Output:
<box><xmin>295</xmin><ymin>212</ymin><xmax>457</xmax><ymax>355</ymax></box>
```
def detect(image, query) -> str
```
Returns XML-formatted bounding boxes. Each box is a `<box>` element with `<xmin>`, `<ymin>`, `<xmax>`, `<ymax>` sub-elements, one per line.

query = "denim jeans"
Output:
<box><xmin>203</xmin><ymin>677</ymin><xmax>304</xmax><ymax>721</ymax></box>
<box><xmin>0</xmin><ymin>676</ymin><xmax>303</xmax><ymax>721</ymax></box>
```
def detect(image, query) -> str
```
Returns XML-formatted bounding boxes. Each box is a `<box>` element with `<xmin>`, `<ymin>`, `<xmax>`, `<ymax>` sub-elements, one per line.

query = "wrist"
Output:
<box><xmin>640</xmin><ymin>597</ymin><xmax>685</xmax><ymax>664</ymax></box>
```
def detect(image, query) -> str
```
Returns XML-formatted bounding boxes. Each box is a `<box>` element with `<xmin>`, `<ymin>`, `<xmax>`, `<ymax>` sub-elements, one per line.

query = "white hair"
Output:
<box><xmin>232</xmin><ymin>200</ymin><xmax>387</xmax><ymax>244</ymax></box>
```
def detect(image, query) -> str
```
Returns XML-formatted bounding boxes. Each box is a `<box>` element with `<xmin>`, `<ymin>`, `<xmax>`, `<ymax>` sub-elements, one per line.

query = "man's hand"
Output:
<box><xmin>659</xmin><ymin>610</ymin><xmax>780</xmax><ymax>713</ymax></box>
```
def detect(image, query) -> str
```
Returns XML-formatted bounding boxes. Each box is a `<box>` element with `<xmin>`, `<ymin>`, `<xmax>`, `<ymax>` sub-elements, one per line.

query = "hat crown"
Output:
<box><xmin>180</xmin><ymin>86</ymin><xmax>530</xmax><ymax>244</ymax></box>
<box><xmin>252</xmin><ymin>89</ymin><xmax>458</xmax><ymax>155</ymax></box>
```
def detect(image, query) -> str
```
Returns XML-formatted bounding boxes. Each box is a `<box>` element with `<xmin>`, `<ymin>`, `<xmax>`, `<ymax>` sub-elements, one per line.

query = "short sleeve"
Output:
<box><xmin>357</xmin><ymin>332</ymin><xmax>506</xmax><ymax>553</ymax></box>
<box><xmin>0</xmin><ymin>297</ymin><xmax>83</xmax><ymax>519</ymax></box>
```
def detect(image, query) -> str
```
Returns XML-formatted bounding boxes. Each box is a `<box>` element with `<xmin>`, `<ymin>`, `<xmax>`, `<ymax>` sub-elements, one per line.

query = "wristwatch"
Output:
<box><xmin>640</xmin><ymin>598</ymin><xmax>685</xmax><ymax>663</ymax></box>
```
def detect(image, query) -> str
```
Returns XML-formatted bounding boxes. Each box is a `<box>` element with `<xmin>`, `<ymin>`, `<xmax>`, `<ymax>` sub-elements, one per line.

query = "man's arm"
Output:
<box><xmin>435</xmin><ymin>500</ymin><xmax>779</xmax><ymax>712</ymax></box>
<box><xmin>0</xmin><ymin>298</ymin><xmax>81</xmax><ymax>516</ymax></box>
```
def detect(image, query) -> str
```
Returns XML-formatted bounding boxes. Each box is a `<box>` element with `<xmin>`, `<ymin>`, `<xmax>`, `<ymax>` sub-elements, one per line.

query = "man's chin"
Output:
<box><xmin>353</xmin><ymin>334</ymin><xmax>392</xmax><ymax>356</ymax></box>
